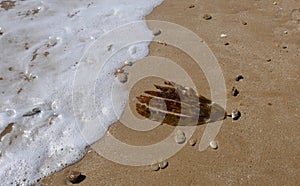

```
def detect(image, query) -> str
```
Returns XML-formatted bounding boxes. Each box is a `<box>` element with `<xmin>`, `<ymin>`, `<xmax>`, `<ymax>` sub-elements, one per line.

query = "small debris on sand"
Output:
<box><xmin>232</xmin><ymin>109</ymin><xmax>241</xmax><ymax>120</ymax></box>
<box><xmin>159</xmin><ymin>160</ymin><xmax>168</xmax><ymax>169</ymax></box>
<box><xmin>124</xmin><ymin>60</ymin><xmax>133</xmax><ymax>66</ymax></box>
<box><xmin>188</xmin><ymin>138</ymin><xmax>197</xmax><ymax>146</ymax></box>
<box><xmin>150</xmin><ymin>163</ymin><xmax>160</xmax><ymax>171</ymax></box>
<box><xmin>23</xmin><ymin>73</ymin><xmax>37</xmax><ymax>82</ymax></box>
<box><xmin>67</xmin><ymin>170</ymin><xmax>86</xmax><ymax>184</ymax></box>
<box><xmin>24</xmin><ymin>43</ymin><xmax>29</xmax><ymax>50</ymax></box>
<box><xmin>115</xmin><ymin>68</ymin><xmax>124</xmax><ymax>74</ymax></box>
<box><xmin>107</xmin><ymin>44</ymin><xmax>113</xmax><ymax>51</ymax></box>
<box><xmin>0</xmin><ymin>123</ymin><xmax>14</xmax><ymax>142</ymax></box>
<box><xmin>209</xmin><ymin>140</ymin><xmax>218</xmax><ymax>149</ymax></box>
<box><xmin>51</xmin><ymin>101</ymin><xmax>58</xmax><ymax>110</ymax></box>
<box><xmin>153</xmin><ymin>30</ymin><xmax>161</xmax><ymax>36</ymax></box>
<box><xmin>157</xmin><ymin>41</ymin><xmax>167</xmax><ymax>46</ymax></box>
<box><xmin>235</xmin><ymin>75</ymin><xmax>244</xmax><ymax>81</ymax></box>
<box><xmin>117</xmin><ymin>73</ymin><xmax>128</xmax><ymax>83</ymax></box>
<box><xmin>189</xmin><ymin>5</ymin><xmax>195</xmax><ymax>8</ymax></box>
<box><xmin>17</xmin><ymin>88</ymin><xmax>23</xmax><ymax>94</ymax></box>
<box><xmin>231</xmin><ymin>87</ymin><xmax>239</xmax><ymax>97</ymax></box>
<box><xmin>0</xmin><ymin>0</ymin><xmax>16</xmax><ymax>11</ymax></box>
<box><xmin>31</xmin><ymin>49</ymin><xmax>38</xmax><ymax>61</ymax></box>
<box><xmin>241</xmin><ymin>20</ymin><xmax>248</xmax><ymax>25</ymax></box>
<box><xmin>23</xmin><ymin>108</ymin><xmax>41</xmax><ymax>117</ymax></box>
<box><xmin>220</xmin><ymin>34</ymin><xmax>227</xmax><ymax>38</ymax></box>
<box><xmin>175</xmin><ymin>130</ymin><xmax>186</xmax><ymax>144</ymax></box>
<box><xmin>43</xmin><ymin>51</ymin><xmax>49</xmax><ymax>57</ymax></box>
<box><xmin>224</xmin><ymin>42</ymin><xmax>230</xmax><ymax>46</ymax></box>
<box><xmin>202</xmin><ymin>14</ymin><xmax>212</xmax><ymax>20</ymax></box>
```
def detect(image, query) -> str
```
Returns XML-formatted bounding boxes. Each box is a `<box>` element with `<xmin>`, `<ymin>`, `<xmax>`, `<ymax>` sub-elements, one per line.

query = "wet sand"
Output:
<box><xmin>43</xmin><ymin>0</ymin><xmax>300</xmax><ymax>185</ymax></box>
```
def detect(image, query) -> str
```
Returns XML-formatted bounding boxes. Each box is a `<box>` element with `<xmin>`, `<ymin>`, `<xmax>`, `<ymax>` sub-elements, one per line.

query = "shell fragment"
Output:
<box><xmin>209</xmin><ymin>140</ymin><xmax>218</xmax><ymax>149</ymax></box>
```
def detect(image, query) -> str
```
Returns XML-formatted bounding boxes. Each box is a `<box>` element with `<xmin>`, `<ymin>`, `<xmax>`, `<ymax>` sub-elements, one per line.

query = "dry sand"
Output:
<box><xmin>43</xmin><ymin>0</ymin><xmax>300</xmax><ymax>185</ymax></box>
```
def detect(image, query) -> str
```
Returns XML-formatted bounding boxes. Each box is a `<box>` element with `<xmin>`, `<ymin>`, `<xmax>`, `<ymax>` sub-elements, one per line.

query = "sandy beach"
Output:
<box><xmin>43</xmin><ymin>0</ymin><xmax>300</xmax><ymax>185</ymax></box>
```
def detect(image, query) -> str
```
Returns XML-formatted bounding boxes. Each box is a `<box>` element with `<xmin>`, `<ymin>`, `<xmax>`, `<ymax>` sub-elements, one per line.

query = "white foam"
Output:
<box><xmin>0</xmin><ymin>0</ymin><xmax>163</xmax><ymax>185</ymax></box>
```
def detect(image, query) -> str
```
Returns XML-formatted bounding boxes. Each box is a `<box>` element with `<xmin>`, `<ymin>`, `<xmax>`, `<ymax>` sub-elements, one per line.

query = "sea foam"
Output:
<box><xmin>0</xmin><ymin>0</ymin><xmax>163</xmax><ymax>185</ymax></box>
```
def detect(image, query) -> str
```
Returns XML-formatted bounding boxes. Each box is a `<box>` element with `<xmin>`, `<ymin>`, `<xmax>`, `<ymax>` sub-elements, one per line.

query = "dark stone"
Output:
<box><xmin>235</xmin><ymin>75</ymin><xmax>244</xmax><ymax>81</ymax></box>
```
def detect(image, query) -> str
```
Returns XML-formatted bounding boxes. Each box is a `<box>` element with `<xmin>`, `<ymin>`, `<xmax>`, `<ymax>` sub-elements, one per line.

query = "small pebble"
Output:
<box><xmin>188</xmin><ymin>138</ymin><xmax>197</xmax><ymax>146</ymax></box>
<box><xmin>17</xmin><ymin>88</ymin><xmax>23</xmax><ymax>94</ymax></box>
<box><xmin>232</xmin><ymin>109</ymin><xmax>241</xmax><ymax>120</ymax></box>
<box><xmin>203</xmin><ymin>14</ymin><xmax>212</xmax><ymax>20</ymax></box>
<box><xmin>150</xmin><ymin>163</ymin><xmax>160</xmax><ymax>171</ymax></box>
<box><xmin>48</xmin><ymin>117</ymin><xmax>55</xmax><ymax>125</ymax></box>
<box><xmin>282</xmin><ymin>46</ymin><xmax>288</xmax><ymax>49</ymax></box>
<box><xmin>124</xmin><ymin>61</ymin><xmax>133</xmax><ymax>66</ymax></box>
<box><xmin>284</xmin><ymin>30</ymin><xmax>288</xmax><ymax>34</ymax></box>
<box><xmin>224</xmin><ymin>42</ymin><xmax>230</xmax><ymax>46</ymax></box>
<box><xmin>67</xmin><ymin>171</ymin><xmax>86</xmax><ymax>184</ymax></box>
<box><xmin>175</xmin><ymin>130</ymin><xmax>186</xmax><ymax>144</ymax></box>
<box><xmin>24</xmin><ymin>43</ymin><xmax>29</xmax><ymax>50</ymax></box>
<box><xmin>231</xmin><ymin>87</ymin><xmax>239</xmax><ymax>97</ymax></box>
<box><xmin>117</xmin><ymin>73</ymin><xmax>128</xmax><ymax>83</ymax></box>
<box><xmin>220</xmin><ymin>34</ymin><xmax>227</xmax><ymax>38</ymax></box>
<box><xmin>159</xmin><ymin>160</ymin><xmax>168</xmax><ymax>169</ymax></box>
<box><xmin>266</xmin><ymin>59</ymin><xmax>272</xmax><ymax>62</ymax></box>
<box><xmin>273</xmin><ymin>1</ymin><xmax>277</xmax><ymax>5</ymax></box>
<box><xmin>43</xmin><ymin>51</ymin><xmax>49</xmax><ymax>57</ymax></box>
<box><xmin>189</xmin><ymin>5</ymin><xmax>195</xmax><ymax>8</ymax></box>
<box><xmin>241</xmin><ymin>20</ymin><xmax>248</xmax><ymax>25</ymax></box>
<box><xmin>235</xmin><ymin>75</ymin><xmax>244</xmax><ymax>81</ymax></box>
<box><xmin>209</xmin><ymin>140</ymin><xmax>218</xmax><ymax>149</ymax></box>
<box><xmin>153</xmin><ymin>30</ymin><xmax>161</xmax><ymax>36</ymax></box>
<box><xmin>107</xmin><ymin>44</ymin><xmax>112</xmax><ymax>51</ymax></box>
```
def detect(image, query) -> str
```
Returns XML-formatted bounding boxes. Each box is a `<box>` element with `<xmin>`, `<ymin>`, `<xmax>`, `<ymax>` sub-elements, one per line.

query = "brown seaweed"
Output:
<box><xmin>136</xmin><ymin>81</ymin><xmax>227</xmax><ymax>126</ymax></box>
